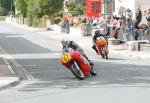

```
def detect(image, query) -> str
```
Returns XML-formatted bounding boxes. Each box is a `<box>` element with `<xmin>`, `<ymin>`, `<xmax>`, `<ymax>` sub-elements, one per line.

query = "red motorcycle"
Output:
<box><xmin>61</xmin><ymin>47</ymin><xmax>97</xmax><ymax>80</ymax></box>
<box><xmin>96</xmin><ymin>36</ymin><xmax>109</xmax><ymax>59</ymax></box>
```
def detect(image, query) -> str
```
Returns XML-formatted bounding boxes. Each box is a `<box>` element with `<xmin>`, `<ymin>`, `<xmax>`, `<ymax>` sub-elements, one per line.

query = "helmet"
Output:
<box><xmin>95</xmin><ymin>30</ymin><xmax>100</xmax><ymax>35</ymax></box>
<box><xmin>61</xmin><ymin>38</ymin><xmax>70</xmax><ymax>47</ymax></box>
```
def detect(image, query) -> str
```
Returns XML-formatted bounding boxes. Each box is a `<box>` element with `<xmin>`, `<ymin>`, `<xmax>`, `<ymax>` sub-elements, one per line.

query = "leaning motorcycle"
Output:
<box><xmin>96</xmin><ymin>36</ymin><xmax>109</xmax><ymax>59</ymax></box>
<box><xmin>61</xmin><ymin>47</ymin><xmax>97</xmax><ymax>80</ymax></box>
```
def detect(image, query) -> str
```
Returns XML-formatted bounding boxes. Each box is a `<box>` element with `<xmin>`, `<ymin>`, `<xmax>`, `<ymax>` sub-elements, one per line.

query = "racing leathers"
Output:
<box><xmin>92</xmin><ymin>31</ymin><xmax>108</xmax><ymax>54</ymax></box>
<box><xmin>62</xmin><ymin>41</ymin><xmax>93</xmax><ymax>66</ymax></box>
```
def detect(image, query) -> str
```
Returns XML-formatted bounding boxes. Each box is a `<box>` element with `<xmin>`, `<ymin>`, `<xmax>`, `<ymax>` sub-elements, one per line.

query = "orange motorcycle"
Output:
<box><xmin>96</xmin><ymin>36</ymin><xmax>109</xmax><ymax>59</ymax></box>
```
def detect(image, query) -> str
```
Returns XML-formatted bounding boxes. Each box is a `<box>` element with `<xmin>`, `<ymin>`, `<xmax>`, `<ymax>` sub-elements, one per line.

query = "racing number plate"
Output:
<box><xmin>62</xmin><ymin>53</ymin><xmax>72</xmax><ymax>63</ymax></box>
<box><xmin>99</xmin><ymin>40</ymin><xmax>104</xmax><ymax>45</ymax></box>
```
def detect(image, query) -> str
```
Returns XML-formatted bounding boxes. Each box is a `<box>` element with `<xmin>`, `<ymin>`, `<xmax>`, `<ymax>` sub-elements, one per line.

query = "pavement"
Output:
<box><xmin>0</xmin><ymin>57</ymin><xmax>21</xmax><ymax>91</ymax></box>
<box><xmin>1</xmin><ymin>21</ymin><xmax>150</xmax><ymax>91</ymax></box>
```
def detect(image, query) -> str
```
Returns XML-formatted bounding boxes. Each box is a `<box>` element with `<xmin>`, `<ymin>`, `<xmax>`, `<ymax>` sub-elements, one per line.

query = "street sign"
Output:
<box><xmin>86</xmin><ymin>0</ymin><xmax>102</xmax><ymax>19</ymax></box>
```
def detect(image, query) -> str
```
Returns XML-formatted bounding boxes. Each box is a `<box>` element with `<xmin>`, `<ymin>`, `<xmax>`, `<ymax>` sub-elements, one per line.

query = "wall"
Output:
<box><xmin>114</xmin><ymin>0</ymin><xmax>136</xmax><ymax>19</ymax></box>
<box><xmin>140</xmin><ymin>0</ymin><xmax>150</xmax><ymax>11</ymax></box>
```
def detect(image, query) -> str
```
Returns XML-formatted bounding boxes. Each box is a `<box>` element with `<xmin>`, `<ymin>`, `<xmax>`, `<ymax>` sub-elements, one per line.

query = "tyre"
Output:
<box><xmin>106</xmin><ymin>54</ymin><xmax>108</xmax><ymax>59</ymax></box>
<box><xmin>101</xmin><ymin>48</ymin><xmax>106</xmax><ymax>58</ymax></box>
<box><xmin>70</xmin><ymin>62</ymin><xmax>85</xmax><ymax>80</ymax></box>
<box><xmin>90</xmin><ymin>66</ymin><xmax>97</xmax><ymax>76</ymax></box>
<box><xmin>102</xmin><ymin>48</ymin><xmax>108</xmax><ymax>59</ymax></box>
<box><xmin>104</xmin><ymin>48</ymin><xmax>108</xmax><ymax>59</ymax></box>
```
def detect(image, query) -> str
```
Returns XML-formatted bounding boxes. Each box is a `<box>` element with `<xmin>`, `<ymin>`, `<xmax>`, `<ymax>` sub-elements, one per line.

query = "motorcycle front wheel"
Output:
<box><xmin>90</xmin><ymin>66</ymin><xmax>97</xmax><ymax>76</ymax></box>
<box><xmin>70</xmin><ymin>62</ymin><xmax>85</xmax><ymax>80</ymax></box>
<box><xmin>102</xmin><ymin>47</ymin><xmax>108</xmax><ymax>59</ymax></box>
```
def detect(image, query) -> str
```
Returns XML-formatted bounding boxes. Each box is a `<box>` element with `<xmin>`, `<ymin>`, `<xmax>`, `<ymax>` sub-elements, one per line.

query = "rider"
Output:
<box><xmin>92</xmin><ymin>30</ymin><xmax>108</xmax><ymax>54</ymax></box>
<box><xmin>61</xmin><ymin>38</ymin><xmax>93</xmax><ymax>66</ymax></box>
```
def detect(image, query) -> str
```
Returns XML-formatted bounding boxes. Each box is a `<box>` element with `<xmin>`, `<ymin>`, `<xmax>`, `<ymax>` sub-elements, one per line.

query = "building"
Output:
<box><xmin>64</xmin><ymin>0</ymin><xmax>150</xmax><ymax>20</ymax></box>
<box><xmin>114</xmin><ymin>0</ymin><xmax>150</xmax><ymax>19</ymax></box>
<box><xmin>103</xmin><ymin>0</ymin><xmax>114</xmax><ymax>17</ymax></box>
<box><xmin>139</xmin><ymin>0</ymin><xmax>150</xmax><ymax>12</ymax></box>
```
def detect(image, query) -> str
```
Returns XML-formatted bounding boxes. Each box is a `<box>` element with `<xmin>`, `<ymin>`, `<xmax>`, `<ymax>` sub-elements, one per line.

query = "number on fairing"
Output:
<box><xmin>62</xmin><ymin>53</ymin><xmax>72</xmax><ymax>63</ymax></box>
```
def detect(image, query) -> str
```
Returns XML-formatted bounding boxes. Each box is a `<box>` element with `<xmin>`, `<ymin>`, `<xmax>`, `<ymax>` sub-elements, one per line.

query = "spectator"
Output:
<box><xmin>146</xmin><ymin>9</ymin><xmax>150</xmax><ymax>26</ymax></box>
<box><xmin>133</xmin><ymin>19</ymin><xmax>140</xmax><ymax>40</ymax></box>
<box><xmin>69</xmin><ymin>17</ymin><xmax>73</xmax><ymax>27</ymax></box>
<box><xmin>126</xmin><ymin>8</ymin><xmax>133</xmax><ymax>21</ymax></box>
<box><xmin>65</xmin><ymin>19</ymin><xmax>70</xmax><ymax>33</ymax></box>
<box><xmin>126</xmin><ymin>19</ymin><xmax>134</xmax><ymax>41</ymax></box>
<box><xmin>120</xmin><ymin>14</ymin><xmax>126</xmax><ymax>20</ymax></box>
<box><xmin>112</xmin><ymin>19</ymin><xmax>121</xmax><ymax>39</ymax></box>
<box><xmin>126</xmin><ymin>19</ymin><xmax>134</xmax><ymax>30</ymax></box>
<box><xmin>82</xmin><ymin>18</ymin><xmax>87</xmax><ymax>24</ymax></box>
<box><xmin>86</xmin><ymin>19</ymin><xmax>92</xmax><ymax>36</ymax></box>
<box><xmin>136</xmin><ymin>8</ymin><xmax>142</xmax><ymax>23</ymax></box>
<box><xmin>135</xmin><ymin>8</ymin><xmax>142</xmax><ymax>28</ymax></box>
<box><xmin>142</xmin><ymin>10</ymin><xmax>147</xmax><ymax>24</ymax></box>
<box><xmin>60</xmin><ymin>18</ymin><xmax>70</xmax><ymax>33</ymax></box>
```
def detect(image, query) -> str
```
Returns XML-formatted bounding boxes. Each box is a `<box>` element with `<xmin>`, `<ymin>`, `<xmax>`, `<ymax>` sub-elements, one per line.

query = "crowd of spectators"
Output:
<box><xmin>60</xmin><ymin>8</ymin><xmax>150</xmax><ymax>42</ymax></box>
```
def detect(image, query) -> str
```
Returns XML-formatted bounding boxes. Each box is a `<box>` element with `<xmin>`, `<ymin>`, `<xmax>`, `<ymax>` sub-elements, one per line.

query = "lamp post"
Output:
<box><xmin>103</xmin><ymin>0</ymin><xmax>106</xmax><ymax>18</ymax></box>
<box><xmin>9</xmin><ymin>0</ymin><xmax>13</xmax><ymax>15</ymax></box>
<box><xmin>11</xmin><ymin>0</ymin><xmax>12</xmax><ymax>12</ymax></box>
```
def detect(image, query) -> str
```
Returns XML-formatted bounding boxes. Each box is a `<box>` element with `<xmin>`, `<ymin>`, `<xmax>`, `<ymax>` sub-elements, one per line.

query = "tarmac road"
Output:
<box><xmin>0</xmin><ymin>21</ymin><xmax>150</xmax><ymax>103</ymax></box>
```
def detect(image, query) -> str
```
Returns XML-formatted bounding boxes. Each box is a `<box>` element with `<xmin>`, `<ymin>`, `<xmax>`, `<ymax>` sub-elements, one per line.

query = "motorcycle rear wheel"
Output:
<box><xmin>70</xmin><ymin>62</ymin><xmax>85</xmax><ymax>80</ymax></box>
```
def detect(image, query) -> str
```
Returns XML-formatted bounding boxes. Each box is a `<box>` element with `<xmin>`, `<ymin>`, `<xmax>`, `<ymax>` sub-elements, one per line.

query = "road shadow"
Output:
<box><xmin>0</xmin><ymin>33</ymin><xmax>54</xmax><ymax>54</ymax></box>
<box><xmin>106</xmin><ymin>57</ymin><xmax>125</xmax><ymax>60</ymax></box>
<box><xmin>0</xmin><ymin>33</ymin><xmax>22</xmax><ymax>37</ymax></box>
<box><xmin>16</xmin><ymin>58</ymin><xmax>150</xmax><ymax>92</ymax></box>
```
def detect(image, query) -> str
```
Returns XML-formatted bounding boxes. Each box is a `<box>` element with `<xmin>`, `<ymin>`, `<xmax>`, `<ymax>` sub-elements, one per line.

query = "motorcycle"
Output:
<box><xmin>61</xmin><ymin>47</ymin><xmax>97</xmax><ymax>80</ymax></box>
<box><xmin>96</xmin><ymin>36</ymin><xmax>109</xmax><ymax>59</ymax></box>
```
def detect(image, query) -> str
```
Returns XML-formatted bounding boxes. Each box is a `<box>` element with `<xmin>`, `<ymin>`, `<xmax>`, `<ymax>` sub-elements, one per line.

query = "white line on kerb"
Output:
<box><xmin>0</xmin><ymin>45</ymin><xmax>33</xmax><ymax>79</ymax></box>
<box><xmin>8</xmin><ymin>64</ymin><xmax>15</xmax><ymax>74</ymax></box>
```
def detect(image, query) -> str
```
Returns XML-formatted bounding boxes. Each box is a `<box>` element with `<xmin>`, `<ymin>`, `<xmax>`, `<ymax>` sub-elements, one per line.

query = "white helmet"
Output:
<box><xmin>61</xmin><ymin>37</ymin><xmax>70</xmax><ymax>47</ymax></box>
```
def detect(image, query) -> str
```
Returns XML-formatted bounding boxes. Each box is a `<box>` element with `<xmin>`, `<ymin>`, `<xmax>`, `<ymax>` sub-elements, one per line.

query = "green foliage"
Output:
<box><xmin>66</xmin><ymin>3</ymin><xmax>85</xmax><ymax>16</ymax></box>
<box><xmin>0</xmin><ymin>0</ymin><xmax>7</xmax><ymax>15</ymax></box>
<box><xmin>27</xmin><ymin>14</ymin><xmax>33</xmax><ymax>26</ymax></box>
<box><xmin>14</xmin><ymin>0</ymin><xmax>27</xmax><ymax>17</ymax></box>
<box><xmin>0</xmin><ymin>0</ymin><xmax>15</xmax><ymax>15</ymax></box>
<box><xmin>37</xmin><ymin>0</ymin><xmax>64</xmax><ymax>16</ymax></box>
<box><xmin>26</xmin><ymin>0</ymin><xmax>38</xmax><ymax>26</ymax></box>
<box><xmin>55</xmin><ymin>10</ymin><xmax>64</xmax><ymax>18</ymax></box>
<box><xmin>54</xmin><ymin>17</ymin><xmax>62</xmax><ymax>24</ymax></box>
<box><xmin>43</xmin><ymin>15</ymin><xmax>49</xmax><ymax>19</ymax></box>
<box><xmin>0</xmin><ymin>7</ymin><xmax>5</xmax><ymax>16</ymax></box>
<box><xmin>13</xmin><ymin>0</ymin><xmax>64</xmax><ymax>27</ymax></box>
<box><xmin>33</xmin><ymin>17</ymin><xmax>42</xmax><ymax>28</ymax></box>
<box><xmin>0</xmin><ymin>16</ymin><xmax>6</xmax><ymax>21</ymax></box>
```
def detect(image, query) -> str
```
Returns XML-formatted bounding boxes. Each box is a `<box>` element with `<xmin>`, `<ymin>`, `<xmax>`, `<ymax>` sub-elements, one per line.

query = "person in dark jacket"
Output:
<box><xmin>135</xmin><ymin>8</ymin><xmax>142</xmax><ymax>29</ymax></box>
<box><xmin>92</xmin><ymin>30</ymin><xmax>108</xmax><ymax>54</ymax></box>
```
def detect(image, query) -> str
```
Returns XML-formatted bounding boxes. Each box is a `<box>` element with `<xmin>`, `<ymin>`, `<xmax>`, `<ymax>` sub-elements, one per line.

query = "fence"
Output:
<box><xmin>108</xmin><ymin>26</ymin><xmax>150</xmax><ymax>43</ymax></box>
<box><xmin>5</xmin><ymin>16</ymin><xmax>47</xmax><ymax>28</ymax></box>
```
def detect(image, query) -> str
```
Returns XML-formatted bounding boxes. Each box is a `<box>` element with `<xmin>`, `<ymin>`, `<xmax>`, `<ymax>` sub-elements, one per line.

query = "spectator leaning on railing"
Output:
<box><xmin>135</xmin><ymin>8</ymin><xmax>142</xmax><ymax>27</ymax></box>
<box><xmin>125</xmin><ymin>8</ymin><xmax>133</xmax><ymax>21</ymax></box>
<box><xmin>126</xmin><ymin>19</ymin><xmax>134</xmax><ymax>30</ymax></box>
<box><xmin>125</xmin><ymin>19</ymin><xmax>134</xmax><ymax>41</ymax></box>
<box><xmin>146</xmin><ymin>9</ymin><xmax>150</xmax><ymax>20</ymax></box>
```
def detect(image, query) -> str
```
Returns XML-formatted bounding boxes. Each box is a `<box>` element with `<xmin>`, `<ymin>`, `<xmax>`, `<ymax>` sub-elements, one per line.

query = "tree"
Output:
<box><xmin>37</xmin><ymin>0</ymin><xmax>64</xmax><ymax>30</ymax></box>
<box><xmin>0</xmin><ymin>0</ymin><xmax>8</xmax><ymax>15</ymax></box>
<box><xmin>11</xmin><ymin>0</ymin><xmax>64</xmax><ymax>28</ymax></box>
<box><xmin>66</xmin><ymin>2</ymin><xmax>85</xmax><ymax>16</ymax></box>
<box><xmin>14</xmin><ymin>0</ymin><xmax>27</xmax><ymax>18</ymax></box>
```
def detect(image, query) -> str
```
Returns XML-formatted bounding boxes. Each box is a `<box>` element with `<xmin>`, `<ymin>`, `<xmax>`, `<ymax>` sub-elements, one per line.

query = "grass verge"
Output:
<box><xmin>0</xmin><ymin>16</ymin><xmax>6</xmax><ymax>21</ymax></box>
